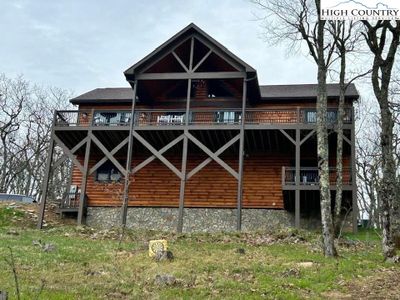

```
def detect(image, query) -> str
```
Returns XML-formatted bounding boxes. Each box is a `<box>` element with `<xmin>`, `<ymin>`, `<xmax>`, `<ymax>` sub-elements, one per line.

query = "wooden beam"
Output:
<box><xmin>53</xmin><ymin>136</ymin><xmax>89</xmax><ymax>170</ymax></box>
<box><xmin>192</xmin><ymin>50</ymin><xmax>212</xmax><ymax>72</ymax></box>
<box><xmin>122</xmin><ymin>81</ymin><xmax>138</xmax><ymax>225</ymax></box>
<box><xmin>132</xmin><ymin>131</ymin><xmax>183</xmax><ymax>179</ymax></box>
<box><xmin>37</xmin><ymin>133</ymin><xmax>55</xmax><ymax>229</ymax></box>
<box><xmin>177</xmin><ymin>135</ymin><xmax>189</xmax><ymax>233</ymax></box>
<box><xmin>77</xmin><ymin>134</ymin><xmax>92</xmax><ymax>225</ymax></box>
<box><xmin>172</xmin><ymin>51</ymin><xmax>189</xmax><ymax>72</ymax></box>
<box><xmin>193</xmin><ymin>33</ymin><xmax>243</xmax><ymax>72</ymax></box>
<box><xmin>177</xmin><ymin>78</ymin><xmax>192</xmax><ymax>233</ymax></box>
<box><xmin>187</xmin><ymin>133</ymin><xmax>240</xmax><ymax>179</ymax></box>
<box><xmin>136</xmin><ymin>71</ymin><xmax>246</xmax><ymax>80</ymax></box>
<box><xmin>189</xmin><ymin>37</ymin><xmax>194</xmax><ymax>71</ymax></box>
<box><xmin>52</xmin><ymin>155</ymin><xmax>67</xmax><ymax>171</ymax></box>
<box><xmin>53</xmin><ymin>135</ymin><xmax>84</xmax><ymax>173</ymax></box>
<box><xmin>139</xmin><ymin>35</ymin><xmax>192</xmax><ymax>74</ymax></box>
<box><xmin>280</xmin><ymin>129</ymin><xmax>296</xmax><ymax>145</ymax></box>
<box><xmin>90</xmin><ymin>133</ymin><xmax>127</xmax><ymax>177</ymax></box>
<box><xmin>236</xmin><ymin>79</ymin><xmax>247</xmax><ymax>231</ymax></box>
<box><xmin>132</xmin><ymin>134</ymin><xmax>184</xmax><ymax>174</ymax></box>
<box><xmin>186</xmin><ymin>132</ymin><xmax>239</xmax><ymax>180</ymax></box>
<box><xmin>343</xmin><ymin>134</ymin><xmax>351</xmax><ymax>146</ymax></box>
<box><xmin>295</xmin><ymin>129</ymin><xmax>300</xmax><ymax>228</ymax></box>
<box><xmin>89</xmin><ymin>136</ymin><xmax>129</xmax><ymax>175</ymax></box>
<box><xmin>351</xmin><ymin>124</ymin><xmax>358</xmax><ymax>233</ymax></box>
<box><xmin>300</xmin><ymin>129</ymin><xmax>316</xmax><ymax>146</ymax></box>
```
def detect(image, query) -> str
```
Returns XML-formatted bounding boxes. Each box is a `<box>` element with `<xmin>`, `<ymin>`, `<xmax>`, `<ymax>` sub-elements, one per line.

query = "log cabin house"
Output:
<box><xmin>38</xmin><ymin>23</ymin><xmax>358</xmax><ymax>232</ymax></box>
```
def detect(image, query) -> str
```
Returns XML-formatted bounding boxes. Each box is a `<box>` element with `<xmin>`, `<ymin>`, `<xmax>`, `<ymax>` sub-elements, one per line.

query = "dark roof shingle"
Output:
<box><xmin>70</xmin><ymin>83</ymin><xmax>359</xmax><ymax>104</ymax></box>
<box><xmin>70</xmin><ymin>88</ymin><xmax>133</xmax><ymax>104</ymax></box>
<box><xmin>259</xmin><ymin>83</ymin><xmax>358</xmax><ymax>100</ymax></box>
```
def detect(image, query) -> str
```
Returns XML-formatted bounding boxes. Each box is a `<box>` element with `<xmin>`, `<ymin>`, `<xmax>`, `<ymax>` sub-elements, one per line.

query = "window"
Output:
<box><xmin>215</xmin><ymin>111</ymin><xmax>241</xmax><ymax>124</ymax></box>
<box><xmin>305</xmin><ymin>110</ymin><xmax>338</xmax><ymax>124</ymax></box>
<box><xmin>96</xmin><ymin>161</ymin><xmax>123</xmax><ymax>182</ymax></box>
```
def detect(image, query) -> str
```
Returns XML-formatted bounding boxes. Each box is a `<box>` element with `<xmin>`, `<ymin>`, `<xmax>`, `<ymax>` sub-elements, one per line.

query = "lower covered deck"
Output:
<box><xmin>43</xmin><ymin>125</ymin><xmax>356</xmax><ymax>231</ymax></box>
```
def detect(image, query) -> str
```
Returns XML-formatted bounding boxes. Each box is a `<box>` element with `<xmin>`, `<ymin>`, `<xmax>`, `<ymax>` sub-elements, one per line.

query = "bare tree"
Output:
<box><xmin>327</xmin><ymin>21</ymin><xmax>370</xmax><ymax>235</ymax></box>
<box><xmin>356</xmin><ymin>106</ymin><xmax>381</xmax><ymax>228</ymax></box>
<box><xmin>252</xmin><ymin>0</ymin><xmax>337</xmax><ymax>256</ymax></box>
<box><xmin>0</xmin><ymin>74</ymin><xmax>72</xmax><ymax>202</ymax></box>
<box><xmin>0</xmin><ymin>75</ymin><xmax>26</xmax><ymax>193</ymax></box>
<box><xmin>361</xmin><ymin>21</ymin><xmax>400</xmax><ymax>261</ymax></box>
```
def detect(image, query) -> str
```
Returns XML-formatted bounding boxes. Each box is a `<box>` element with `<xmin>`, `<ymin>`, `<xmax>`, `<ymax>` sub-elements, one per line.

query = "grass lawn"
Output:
<box><xmin>0</xmin><ymin>204</ymin><xmax>398</xmax><ymax>299</ymax></box>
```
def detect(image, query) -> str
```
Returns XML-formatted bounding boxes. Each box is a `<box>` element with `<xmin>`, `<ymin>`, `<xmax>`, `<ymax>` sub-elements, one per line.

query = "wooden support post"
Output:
<box><xmin>177</xmin><ymin>135</ymin><xmax>188</xmax><ymax>233</ymax></box>
<box><xmin>121</xmin><ymin>80</ymin><xmax>137</xmax><ymax>225</ymax></box>
<box><xmin>177</xmin><ymin>77</ymin><xmax>192</xmax><ymax>233</ymax></box>
<box><xmin>37</xmin><ymin>131</ymin><xmax>55</xmax><ymax>229</ymax></box>
<box><xmin>236</xmin><ymin>78</ymin><xmax>247</xmax><ymax>231</ymax></box>
<box><xmin>77</xmin><ymin>129</ymin><xmax>92</xmax><ymax>225</ymax></box>
<box><xmin>295</xmin><ymin>128</ymin><xmax>300</xmax><ymax>228</ymax></box>
<box><xmin>351</xmin><ymin>117</ymin><xmax>358</xmax><ymax>233</ymax></box>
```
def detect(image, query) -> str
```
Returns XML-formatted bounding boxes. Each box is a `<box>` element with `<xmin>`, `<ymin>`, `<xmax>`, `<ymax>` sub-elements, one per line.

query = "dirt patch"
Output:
<box><xmin>0</xmin><ymin>201</ymin><xmax>68</xmax><ymax>228</ymax></box>
<box><xmin>343</xmin><ymin>268</ymin><xmax>400</xmax><ymax>299</ymax></box>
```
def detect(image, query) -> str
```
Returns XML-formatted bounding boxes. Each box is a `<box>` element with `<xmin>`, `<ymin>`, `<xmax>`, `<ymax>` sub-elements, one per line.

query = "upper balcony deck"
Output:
<box><xmin>54</xmin><ymin>107</ymin><xmax>353</xmax><ymax>130</ymax></box>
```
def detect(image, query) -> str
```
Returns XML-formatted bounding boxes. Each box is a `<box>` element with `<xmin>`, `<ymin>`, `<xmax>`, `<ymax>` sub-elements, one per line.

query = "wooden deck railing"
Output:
<box><xmin>54</xmin><ymin>108</ymin><xmax>353</xmax><ymax>127</ymax></box>
<box><xmin>60</xmin><ymin>192</ymin><xmax>80</xmax><ymax>209</ymax></box>
<box><xmin>282</xmin><ymin>166</ymin><xmax>352</xmax><ymax>186</ymax></box>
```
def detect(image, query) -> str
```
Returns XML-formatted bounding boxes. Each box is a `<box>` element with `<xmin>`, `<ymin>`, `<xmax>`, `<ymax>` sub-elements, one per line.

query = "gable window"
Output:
<box><xmin>96</xmin><ymin>161</ymin><xmax>123</xmax><ymax>182</ymax></box>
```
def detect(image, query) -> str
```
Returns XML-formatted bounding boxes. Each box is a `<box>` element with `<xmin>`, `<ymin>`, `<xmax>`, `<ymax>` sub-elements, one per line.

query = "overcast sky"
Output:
<box><xmin>0</xmin><ymin>0</ymin><xmax>319</xmax><ymax>96</ymax></box>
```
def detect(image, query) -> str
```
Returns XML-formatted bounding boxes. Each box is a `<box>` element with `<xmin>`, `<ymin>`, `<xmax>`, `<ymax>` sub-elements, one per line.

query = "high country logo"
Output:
<box><xmin>320</xmin><ymin>0</ymin><xmax>400</xmax><ymax>20</ymax></box>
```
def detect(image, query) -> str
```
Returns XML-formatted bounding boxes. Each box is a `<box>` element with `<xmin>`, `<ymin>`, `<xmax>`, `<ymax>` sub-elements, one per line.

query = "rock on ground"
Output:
<box><xmin>154</xmin><ymin>274</ymin><xmax>176</xmax><ymax>286</ymax></box>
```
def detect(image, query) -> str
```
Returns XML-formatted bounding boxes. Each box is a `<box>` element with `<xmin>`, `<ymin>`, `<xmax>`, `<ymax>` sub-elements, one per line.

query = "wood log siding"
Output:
<box><xmin>71</xmin><ymin>154</ymin><xmax>290</xmax><ymax>208</ymax></box>
<box><xmin>70</xmin><ymin>154</ymin><xmax>352</xmax><ymax>208</ymax></box>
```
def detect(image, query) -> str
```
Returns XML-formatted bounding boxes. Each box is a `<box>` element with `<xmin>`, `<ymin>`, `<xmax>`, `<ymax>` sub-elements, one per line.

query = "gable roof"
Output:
<box><xmin>70</xmin><ymin>83</ymin><xmax>359</xmax><ymax>105</ymax></box>
<box><xmin>124</xmin><ymin>23</ymin><xmax>256</xmax><ymax>79</ymax></box>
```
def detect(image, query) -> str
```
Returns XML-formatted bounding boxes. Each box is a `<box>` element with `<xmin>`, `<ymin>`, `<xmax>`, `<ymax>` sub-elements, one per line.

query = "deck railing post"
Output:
<box><xmin>297</xmin><ymin>107</ymin><xmax>301</xmax><ymax>123</ymax></box>
<box><xmin>121</xmin><ymin>80</ymin><xmax>138</xmax><ymax>226</ymax></box>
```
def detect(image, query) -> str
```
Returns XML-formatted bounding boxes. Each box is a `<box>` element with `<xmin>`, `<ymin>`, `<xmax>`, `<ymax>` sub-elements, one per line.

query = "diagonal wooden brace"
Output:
<box><xmin>132</xmin><ymin>134</ymin><xmax>185</xmax><ymax>174</ymax></box>
<box><xmin>186</xmin><ymin>132</ymin><xmax>239</xmax><ymax>180</ymax></box>
<box><xmin>53</xmin><ymin>135</ymin><xmax>85</xmax><ymax>173</ymax></box>
<box><xmin>300</xmin><ymin>129</ymin><xmax>316</xmax><ymax>146</ymax></box>
<box><xmin>132</xmin><ymin>131</ymin><xmax>183</xmax><ymax>180</ymax></box>
<box><xmin>187</xmin><ymin>133</ymin><xmax>240</xmax><ymax>179</ymax></box>
<box><xmin>279</xmin><ymin>129</ymin><xmax>296</xmax><ymax>145</ymax></box>
<box><xmin>90</xmin><ymin>133</ymin><xmax>127</xmax><ymax>177</ymax></box>
<box><xmin>89</xmin><ymin>136</ymin><xmax>129</xmax><ymax>175</ymax></box>
<box><xmin>53</xmin><ymin>137</ymin><xmax>88</xmax><ymax>170</ymax></box>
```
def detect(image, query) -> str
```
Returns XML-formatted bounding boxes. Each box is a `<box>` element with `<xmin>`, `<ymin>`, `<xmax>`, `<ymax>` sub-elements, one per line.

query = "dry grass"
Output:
<box><xmin>0</xmin><ymin>203</ymin><xmax>399</xmax><ymax>299</ymax></box>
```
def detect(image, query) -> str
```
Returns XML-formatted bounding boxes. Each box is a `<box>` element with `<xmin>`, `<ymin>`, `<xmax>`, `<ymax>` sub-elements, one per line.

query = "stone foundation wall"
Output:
<box><xmin>85</xmin><ymin>207</ymin><xmax>332</xmax><ymax>232</ymax></box>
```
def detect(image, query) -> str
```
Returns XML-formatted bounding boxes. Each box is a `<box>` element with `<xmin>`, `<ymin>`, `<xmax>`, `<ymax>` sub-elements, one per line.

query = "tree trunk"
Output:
<box><xmin>378</xmin><ymin>101</ymin><xmax>396</xmax><ymax>259</ymax></box>
<box><xmin>317</xmin><ymin>63</ymin><xmax>337</xmax><ymax>257</ymax></box>
<box><xmin>371</xmin><ymin>57</ymin><xmax>397</xmax><ymax>259</ymax></box>
<box><xmin>334</xmin><ymin>47</ymin><xmax>346</xmax><ymax>236</ymax></box>
<box><xmin>393</xmin><ymin>182</ymin><xmax>400</xmax><ymax>249</ymax></box>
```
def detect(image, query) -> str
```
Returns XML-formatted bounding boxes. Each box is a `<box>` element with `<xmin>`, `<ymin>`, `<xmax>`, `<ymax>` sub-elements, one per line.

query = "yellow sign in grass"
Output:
<box><xmin>148</xmin><ymin>239</ymin><xmax>168</xmax><ymax>257</ymax></box>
